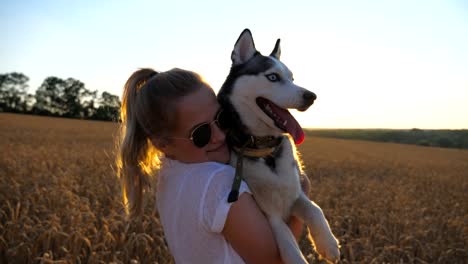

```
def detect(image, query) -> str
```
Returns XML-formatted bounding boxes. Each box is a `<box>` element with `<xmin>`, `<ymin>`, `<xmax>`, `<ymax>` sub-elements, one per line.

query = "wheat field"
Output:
<box><xmin>1</xmin><ymin>113</ymin><xmax>467</xmax><ymax>263</ymax></box>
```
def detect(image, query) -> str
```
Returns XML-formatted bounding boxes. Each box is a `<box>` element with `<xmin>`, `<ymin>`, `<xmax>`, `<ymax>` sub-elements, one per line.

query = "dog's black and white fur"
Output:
<box><xmin>218</xmin><ymin>29</ymin><xmax>340</xmax><ymax>264</ymax></box>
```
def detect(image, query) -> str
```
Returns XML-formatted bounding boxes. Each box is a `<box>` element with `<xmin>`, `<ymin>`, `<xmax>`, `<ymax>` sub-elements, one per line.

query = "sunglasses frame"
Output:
<box><xmin>168</xmin><ymin>109</ymin><xmax>226</xmax><ymax>148</ymax></box>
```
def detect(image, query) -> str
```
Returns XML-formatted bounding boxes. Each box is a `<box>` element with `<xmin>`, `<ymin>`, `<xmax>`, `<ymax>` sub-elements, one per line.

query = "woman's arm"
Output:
<box><xmin>222</xmin><ymin>193</ymin><xmax>304</xmax><ymax>264</ymax></box>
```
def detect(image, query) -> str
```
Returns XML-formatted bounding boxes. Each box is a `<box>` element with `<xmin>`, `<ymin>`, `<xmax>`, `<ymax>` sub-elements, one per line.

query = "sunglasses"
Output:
<box><xmin>168</xmin><ymin>109</ymin><xmax>229</xmax><ymax>148</ymax></box>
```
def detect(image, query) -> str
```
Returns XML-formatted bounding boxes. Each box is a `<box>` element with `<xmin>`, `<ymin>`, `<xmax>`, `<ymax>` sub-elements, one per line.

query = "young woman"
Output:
<box><xmin>116</xmin><ymin>68</ymin><xmax>306</xmax><ymax>263</ymax></box>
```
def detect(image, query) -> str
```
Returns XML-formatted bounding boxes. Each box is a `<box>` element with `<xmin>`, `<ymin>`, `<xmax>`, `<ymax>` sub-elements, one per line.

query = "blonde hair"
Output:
<box><xmin>116</xmin><ymin>68</ymin><xmax>206</xmax><ymax>218</ymax></box>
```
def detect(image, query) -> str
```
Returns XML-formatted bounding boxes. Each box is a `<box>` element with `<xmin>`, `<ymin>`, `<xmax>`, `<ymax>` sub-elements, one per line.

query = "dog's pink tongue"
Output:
<box><xmin>269</xmin><ymin>102</ymin><xmax>305</xmax><ymax>145</ymax></box>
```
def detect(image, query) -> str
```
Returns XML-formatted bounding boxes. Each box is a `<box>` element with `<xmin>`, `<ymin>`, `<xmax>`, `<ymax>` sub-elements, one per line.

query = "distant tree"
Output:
<box><xmin>417</xmin><ymin>139</ymin><xmax>431</xmax><ymax>147</ymax></box>
<box><xmin>82</xmin><ymin>89</ymin><xmax>98</xmax><ymax>119</ymax></box>
<box><xmin>33</xmin><ymin>76</ymin><xmax>91</xmax><ymax>117</ymax></box>
<box><xmin>33</xmin><ymin>77</ymin><xmax>66</xmax><ymax>116</ymax></box>
<box><xmin>0</xmin><ymin>72</ymin><xmax>29</xmax><ymax>112</ymax></box>
<box><xmin>2</xmin><ymin>72</ymin><xmax>121</xmax><ymax>122</ymax></box>
<box><xmin>62</xmin><ymin>78</ymin><xmax>88</xmax><ymax>118</ymax></box>
<box><xmin>437</xmin><ymin>137</ymin><xmax>454</xmax><ymax>148</ymax></box>
<box><xmin>23</xmin><ymin>93</ymin><xmax>36</xmax><ymax>112</ymax></box>
<box><xmin>93</xmin><ymin>91</ymin><xmax>121</xmax><ymax>121</ymax></box>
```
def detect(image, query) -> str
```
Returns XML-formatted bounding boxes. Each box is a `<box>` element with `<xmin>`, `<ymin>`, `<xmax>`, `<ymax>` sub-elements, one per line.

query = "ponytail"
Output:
<box><xmin>117</xmin><ymin>68</ymin><xmax>161</xmax><ymax>218</ymax></box>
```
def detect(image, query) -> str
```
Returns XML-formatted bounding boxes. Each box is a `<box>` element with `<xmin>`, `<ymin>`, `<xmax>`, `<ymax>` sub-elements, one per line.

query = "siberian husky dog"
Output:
<box><xmin>218</xmin><ymin>29</ymin><xmax>340</xmax><ymax>263</ymax></box>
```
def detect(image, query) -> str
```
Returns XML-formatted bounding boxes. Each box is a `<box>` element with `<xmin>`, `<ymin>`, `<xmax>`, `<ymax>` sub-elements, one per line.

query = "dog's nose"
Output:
<box><xmin>303</xmin><ymin>91</ymin><xmax>317</xmax><ymax>104</ymax></box>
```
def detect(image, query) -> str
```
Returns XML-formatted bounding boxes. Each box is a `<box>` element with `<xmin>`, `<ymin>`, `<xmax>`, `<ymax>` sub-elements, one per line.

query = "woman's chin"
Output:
<box><xmin>207</xmin><ymin>144</ymin><xmax>230</xmax><ymax>164</ymax></box>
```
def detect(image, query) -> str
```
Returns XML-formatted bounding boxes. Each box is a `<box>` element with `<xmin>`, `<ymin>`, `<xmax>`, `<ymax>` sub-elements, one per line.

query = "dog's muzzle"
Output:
<box><xmin>299</xmin><ymin>91</ymin><xmax>317</xmax><ymax>111</ymax></box>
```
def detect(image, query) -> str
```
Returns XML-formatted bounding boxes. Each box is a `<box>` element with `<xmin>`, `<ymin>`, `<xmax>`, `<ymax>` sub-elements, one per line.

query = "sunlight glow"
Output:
<box><xmin>1</xmin><ymin>0</ymin><xmax>467</xmax><ymax>129</ymax></box>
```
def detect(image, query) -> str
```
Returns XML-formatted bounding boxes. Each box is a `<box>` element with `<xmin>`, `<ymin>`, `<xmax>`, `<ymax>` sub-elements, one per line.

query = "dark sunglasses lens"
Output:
<box><xmin>192</xmin><ymin>123</ymin><xmax>211</xmax><ymax>148</ymax></box>
<box><xmin>216</xmin><ymin>110</ymin><xmax>230</xmax><ymax>130</ymax></box>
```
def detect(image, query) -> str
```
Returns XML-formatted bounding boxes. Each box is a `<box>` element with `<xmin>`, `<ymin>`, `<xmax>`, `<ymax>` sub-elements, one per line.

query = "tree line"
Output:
<box><xmin>307</xmin><ymin>128</ymin><xmax>468</xmax><ymax>149</ymax></box>
<box><xmin>0</xmin><ymin>72</ymin><xmax>121</xmax><ymax>121</ymax></box>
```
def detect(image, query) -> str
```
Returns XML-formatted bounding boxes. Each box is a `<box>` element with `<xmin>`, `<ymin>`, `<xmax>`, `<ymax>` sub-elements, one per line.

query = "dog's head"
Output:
<box><xmin>218</xmin><ymin>29</ymin><xmax>316</xmax><ymax>145</ymax></box>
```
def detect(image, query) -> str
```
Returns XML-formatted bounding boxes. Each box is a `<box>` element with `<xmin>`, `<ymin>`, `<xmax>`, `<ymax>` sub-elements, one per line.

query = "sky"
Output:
<box><xmin>1</xmin><ymin>0</ymin><xmax>467</xmax><ymax>129</ymax></box>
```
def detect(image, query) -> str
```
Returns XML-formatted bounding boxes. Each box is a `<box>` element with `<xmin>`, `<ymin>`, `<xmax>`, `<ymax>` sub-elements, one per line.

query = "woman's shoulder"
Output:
<box><xmin>189</xmin><ymin>162</ymin><xmax>236</xmax><ymax>186</ymax></box>
<box><xmin>194</xmin><ymin>161</ymin><xmax>233</xmax><ymax>173</ymax></box>
<box><xmin>160</xmin><ymin>157</ymin><xmax>234</xmax><ymax>178</ymax></box>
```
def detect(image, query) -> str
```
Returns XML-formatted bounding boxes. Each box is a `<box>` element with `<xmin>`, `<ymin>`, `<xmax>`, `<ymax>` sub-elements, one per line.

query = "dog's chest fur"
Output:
<box><xmin>231</xmin><ymin>134</ymin><xmax>302</xmax><ymax>220</ymax></box>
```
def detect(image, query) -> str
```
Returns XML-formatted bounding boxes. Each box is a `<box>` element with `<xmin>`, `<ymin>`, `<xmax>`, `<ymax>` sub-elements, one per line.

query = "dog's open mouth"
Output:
<box><xmin>256</xmin><ymin>97</ymin><xmax>305</xmax><ymax>144</ymax></box>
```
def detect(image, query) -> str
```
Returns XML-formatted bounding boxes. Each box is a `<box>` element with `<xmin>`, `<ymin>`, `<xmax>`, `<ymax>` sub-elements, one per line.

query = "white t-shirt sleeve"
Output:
<box><xmin>201</xmin><ymin>165</ymin><xmax>251</xmax><ymax>233</ymax></box>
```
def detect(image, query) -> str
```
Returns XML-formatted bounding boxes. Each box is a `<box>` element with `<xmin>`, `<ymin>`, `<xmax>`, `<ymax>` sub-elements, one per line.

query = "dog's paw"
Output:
<box><xmin>314</xmin><ymin>235</ymin><xmax>340</xmax><ymax>263</ymax></box>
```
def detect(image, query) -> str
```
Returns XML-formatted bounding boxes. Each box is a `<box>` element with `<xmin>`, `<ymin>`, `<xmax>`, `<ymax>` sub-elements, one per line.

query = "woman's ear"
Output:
<box><xmin>150</xmin><ymin>136</ymin><xmax>169</xmax><ymax>150</ymax></box>
<box><xmin>152</xmin><ymin>137</ymin><xmax>177</xmax><ymax>159</ymax></box>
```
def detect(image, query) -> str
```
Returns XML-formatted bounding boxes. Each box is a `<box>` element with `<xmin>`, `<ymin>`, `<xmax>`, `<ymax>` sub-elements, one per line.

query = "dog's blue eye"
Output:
<box><xmin>266</xmin><ymin>73</ymin><xmax>280</xmax><ymax>82</ymax></box>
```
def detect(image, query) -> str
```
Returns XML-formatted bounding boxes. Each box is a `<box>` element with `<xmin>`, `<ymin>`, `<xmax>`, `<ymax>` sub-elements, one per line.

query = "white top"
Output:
<box><xmin>156</xmin><ymin>157</ymin><xmax>251</xmax><ymax>264</ymax></box>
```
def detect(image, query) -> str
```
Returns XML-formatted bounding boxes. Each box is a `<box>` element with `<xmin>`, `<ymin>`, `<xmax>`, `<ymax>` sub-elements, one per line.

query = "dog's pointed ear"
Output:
<box><xmin>270</xmin><ymin>38</ymin><xmax>281</xmax><ymax>59</ymax></box>
<box><xmin>231</xmin><ymin>29</ymin><xmax>257</xmax><ymax>65</ymax></box>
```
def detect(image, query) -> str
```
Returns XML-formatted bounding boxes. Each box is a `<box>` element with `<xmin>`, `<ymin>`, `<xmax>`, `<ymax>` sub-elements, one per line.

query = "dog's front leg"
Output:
<box><xmin>291</xmin><ymin>193</ymin><xmax>340</xmax><ymax>263</ymax></box>
<box><xmin>268</xmin><ymin>216</ymin><xmax>308</xmax><ymax>264</ymax></box>
<box><xmin>300</xmin><ymin>172</ymin><xmax>311</xmax><ymax>197</ymax></box>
